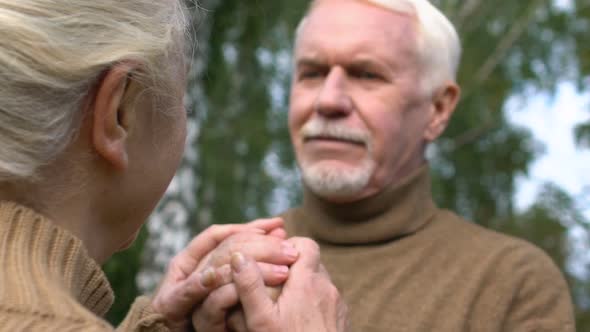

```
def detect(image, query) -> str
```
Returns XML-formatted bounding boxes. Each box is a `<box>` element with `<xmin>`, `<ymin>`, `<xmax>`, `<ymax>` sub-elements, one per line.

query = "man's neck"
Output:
<box><xmin>295</xmin><ymin>164</ymin><xmax>438</xmax><ymax>245</ymax></box>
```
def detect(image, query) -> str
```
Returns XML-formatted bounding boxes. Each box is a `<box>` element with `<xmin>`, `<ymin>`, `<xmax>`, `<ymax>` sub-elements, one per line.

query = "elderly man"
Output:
<box><xmin>193</xmin><ymin>0</ymin><xmax>575</xmax><ymax>331</ymax></box>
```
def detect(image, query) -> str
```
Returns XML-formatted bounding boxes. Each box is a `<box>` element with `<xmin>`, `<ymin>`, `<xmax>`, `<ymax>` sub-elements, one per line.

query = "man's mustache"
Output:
<box><xmin>301</xmin><ymin>119</ymin><xmax>370</xmax><ymax>146</ymax></box>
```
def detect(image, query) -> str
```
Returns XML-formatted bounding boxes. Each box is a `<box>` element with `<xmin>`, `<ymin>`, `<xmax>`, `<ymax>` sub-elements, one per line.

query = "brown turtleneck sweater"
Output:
<box><xmin>0</xmin><ymin>201</ymin><xmax>169</xmax><ymax>331</ymax></box>
<box><xmin>282</xmin><ymin>166</ymin><xmax>575</xmax><ymax>332</ymax></box>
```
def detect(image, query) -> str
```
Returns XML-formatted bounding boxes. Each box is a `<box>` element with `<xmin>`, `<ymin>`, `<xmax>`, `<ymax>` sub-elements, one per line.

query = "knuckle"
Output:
<box><xmin>252</xmin><ymin>217</ymin><xmax>271</xmax><ymax>224</ymax></box>
<box><xmin>226</xmin><ymin>232</ymin><xmax>245</xmax><ymax>242</ymax></box>
<box><xmin>208</xmin><ymin>253</ymin><xmax>225</xmax><ymax>268</ymax></box>
<box><xmin>216</xmin><ymin>264</ymin><xmax>232</xmax><ymax>284</ymax></box>
<box><xmin>325</xmin><ymin>282</ymin><xmax>340</xmax><ymax>300</ymax></box>
<box><xmin>228</xmin><ymin>239</ymin><xmax>244</xmax><ymax>253</ymax></box>
<box><xmin>291</xmin><ymin>237</ymin><xmax>320</xmax><ymax>253</ymax></box>
<box><xmin>292</xmin><ymin>237</ymin><xmax>321</xmax><ymax>263</ymax></box>
<box><xmin>312</xmin><ymin>273</ymin><xmax>339</xmax><ymax>298</ymax></box>
<box><xmin>168</xmin><ymin>255</ymin><xmax>182</xmax><ymax>269</ymax></box>
<box><xmin>206</xmin><ymin>224</ymin><xmax>224</xmax><ymax>234</ymax></box>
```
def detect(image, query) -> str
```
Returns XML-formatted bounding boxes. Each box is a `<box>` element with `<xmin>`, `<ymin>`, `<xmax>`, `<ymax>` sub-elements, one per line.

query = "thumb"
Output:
<box><xmin>231</xmin><ymin>253</ymin><xmax>275</xmax><ymax>328</ymax></box>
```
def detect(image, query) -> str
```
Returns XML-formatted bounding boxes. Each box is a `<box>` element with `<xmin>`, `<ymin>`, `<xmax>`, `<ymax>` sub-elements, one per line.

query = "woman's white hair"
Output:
<box><xmin>0</xmin><ymin>0</ymin><xmax>190</xmax><ymax>181</ymax></box>
<box><xmin>296</xmin><ymin>0</ymin><xmax>461</xmax><ymax>94</ymax></box>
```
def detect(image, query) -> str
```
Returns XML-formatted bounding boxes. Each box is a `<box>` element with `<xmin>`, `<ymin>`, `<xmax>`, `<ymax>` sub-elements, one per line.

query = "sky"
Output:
<box><xmin>509</xmin><ymin>0</ymin><xmax>588</xmax><ymax>215</ymax></box>
<box><xmin>509</xmin><ymin>82</ymin><xmax>590</xmax><ymax>217</ymax></box>
<box><xmin>508</xmin><ymin>82</ymin><xmax>590</xmax><ymax>277</ymax></box>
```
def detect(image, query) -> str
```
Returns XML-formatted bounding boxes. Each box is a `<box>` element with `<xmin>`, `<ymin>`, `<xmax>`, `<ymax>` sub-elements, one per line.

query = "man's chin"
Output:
<box><xmin>300</xmin><ymin>162</ymin><xmax>373</xmax><ymax>202</ymax></box>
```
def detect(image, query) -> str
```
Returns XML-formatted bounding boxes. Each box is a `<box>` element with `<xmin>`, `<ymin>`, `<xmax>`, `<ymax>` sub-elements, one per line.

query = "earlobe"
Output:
<box><xmin>424</xmin><ymin>83</ymin><xmax>460</xmax><ymax>142</ymax></box>
<box><xmin>91</xmin><ymin>65</ymin><xmax>136</xmax><ymax>171</ymax></box>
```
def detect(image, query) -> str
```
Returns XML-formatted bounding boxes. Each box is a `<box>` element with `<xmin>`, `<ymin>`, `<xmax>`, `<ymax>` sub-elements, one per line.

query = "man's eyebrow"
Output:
<box><xmin>295</xmin><ymin>57</ymin><xmax>326</xmax><ymax>67</ymax></box>
<box><xmin>348</xmin><ymin>55</ymin><xmax>392</xmax><ymax>68</ymax></box>
<box><xmin>295</xmin><ymin>57</ymin><xmax>387</xmax><ymax>69</ymax></box>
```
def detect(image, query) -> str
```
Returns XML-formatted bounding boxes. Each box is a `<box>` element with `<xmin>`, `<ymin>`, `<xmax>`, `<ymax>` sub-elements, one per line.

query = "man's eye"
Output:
<box><xmin>299</xmin><ymin>70</ymin><xmax>324</xmax><ymax>80</ymax></box>
<box><xmin>351</xmin><ymin>70</ymin><xmax>381</xmax><ymax>80</ymax></box>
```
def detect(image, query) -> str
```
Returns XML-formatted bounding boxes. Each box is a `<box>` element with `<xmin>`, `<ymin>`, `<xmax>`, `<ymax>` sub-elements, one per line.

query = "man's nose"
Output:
<box><xmin>315</xmin><ymin>67</ymin><xmax>352</xmax><ymax>118</ymax></box>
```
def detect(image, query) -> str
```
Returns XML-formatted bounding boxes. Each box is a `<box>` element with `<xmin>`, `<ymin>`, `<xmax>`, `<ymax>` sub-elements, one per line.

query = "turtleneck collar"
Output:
<box><xmin>0</xmin><ymin>201</ymin><xmax>114</xmax><ymax>317</ymax></box>
<box><xmin>299</xmin><ymin>164</ymin><xmax>438</xmax><ymax>245</ymax></box>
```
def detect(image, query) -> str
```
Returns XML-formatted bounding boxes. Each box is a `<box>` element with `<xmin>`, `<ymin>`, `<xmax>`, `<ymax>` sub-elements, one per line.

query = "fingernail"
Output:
<box><xmin>273</xmin><ymin>265</ymin><xmax>289</xmax><ymax>275</ymax></box>
<box><xmin>200</xmin><ymin>267</ymin><xmax>217</xmax><ymax>288</ymax></box>
<box><xmin>282</xmin><ymin>242</ymin><xmax>299</xmax><ymax>259</ymax></box>
<box><xmin>231</xmin><ymin>252</ymin><xmax>247</xmax><ymax>273</ymax></box>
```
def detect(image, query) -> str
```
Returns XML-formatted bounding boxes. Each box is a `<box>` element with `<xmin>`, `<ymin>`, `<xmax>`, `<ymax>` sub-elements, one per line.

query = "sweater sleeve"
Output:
<box><xmin>0</xmin><ymin>296</ymin><xmax>170</xmax><ymax>332</ymax></box>
<box><xmin>500</xmin><ymin>244</ymin><xmax>576</xmax><ymax>332</ymax></box>
<box><xmin>73</xmin><ymin>296</ymin><xmax>170</xmax><ymax>332</ymax></box>
<box><xmin>115</xmin><ymin>296</ymin><xmax>170</xmax><ymax>332</ymax></box>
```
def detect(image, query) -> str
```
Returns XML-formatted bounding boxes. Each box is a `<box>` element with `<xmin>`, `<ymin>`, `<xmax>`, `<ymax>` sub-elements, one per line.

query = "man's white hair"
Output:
<box><xmin>296</xmin><ymin>0</ymin><xmax>461</xmax><ymax>94</ymax></box>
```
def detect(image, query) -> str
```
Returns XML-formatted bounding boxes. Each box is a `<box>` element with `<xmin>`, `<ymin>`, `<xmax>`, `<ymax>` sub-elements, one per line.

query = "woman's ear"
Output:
<box><xmin>424</xmin><ymin>82</ymin><xmax>461</xmax><ymax>142</ymax></box>
<box><xmin>90</xmin><ymin>64</ymin><xmax>137</xmax><ymax>171</ymax></box>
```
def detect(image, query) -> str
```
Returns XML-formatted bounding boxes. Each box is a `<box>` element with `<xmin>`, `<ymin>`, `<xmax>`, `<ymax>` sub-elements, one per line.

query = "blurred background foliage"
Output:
<box><xmin>105</xmin><ymin>0</ymin><xmax>590</xmax><ymax>328</ymax></box>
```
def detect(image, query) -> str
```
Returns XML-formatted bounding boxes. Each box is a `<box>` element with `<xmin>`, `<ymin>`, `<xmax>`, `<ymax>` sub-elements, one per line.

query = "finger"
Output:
<box><xmin>214</xmin><ymin>264</ymin><xmax>233</xmax><ymax>286</ymax></box>
<box><xmin>287</xmin><ymin>237</ymin><xmax>321</xmax><ymax>272</ymax></box>
<box><xmin>178</xmin><ymin>224</ymin><xmax>266</xmax><ymax>277</ymax></box>
<box><xmin>183</xmin><ymin>267</ymin><xmax>221</xmax><ymax>299</ymax></box>
<box><xmin>246</xmin><ymin>217</ymin><xmax>284</xmax><ymax>233</ymax></box>
<box><xmin>154</xmin><ymin>267</ymin><xmax>221</xmax><ymax>322</ymax></box>
<box><xmin>227</xmin><ymin>308</ymin><xmax>248</xmax><ymax>332</ymax></box>
<box><xmin>318</xmin><ymin>263</ymin><xmax>331</xmax><ymax>280</ymax></box>
<box><xmin>215</xmin><ymin>263</ymin><xmax>289</xmax><ymax>287</ymax></box>
<box><xmin>257</xmin><ymin>263</ymin><xmax>290</xmax><ymax>286</ymax></box>
<box><xmin>268</xmin><ymin>227</ymin><xmax>287</xmax><ymax>239</ymax></box>
<box><xmin>192</xmin><ymin>283</ymin><xmax>239</xmax><ymax>332</ymax></box>
<box><xmin>207</xmin><ymin>233</ymin><xmax>298</xmax><ymax>268</ymax></box>
<box><xmin>230</xmin><ymin>253</ymin><xmax>275</xmax><ymax>326</ymax></box>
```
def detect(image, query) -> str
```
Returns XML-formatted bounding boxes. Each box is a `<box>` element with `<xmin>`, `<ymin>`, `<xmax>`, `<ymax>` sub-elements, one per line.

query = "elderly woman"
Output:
<box><xmin>0</xmin><ymin>0</ymin><xmax>347</xmax><ymax>331</ymax></box>
<box><xmin>0</xmin><ymin>0</ymin><xmax>291</xmax><ymax>330</ymax></box>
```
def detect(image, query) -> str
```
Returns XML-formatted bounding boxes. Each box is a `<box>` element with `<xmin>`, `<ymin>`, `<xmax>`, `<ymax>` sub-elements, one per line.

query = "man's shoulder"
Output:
<box><xmin>431</xmin><ymin>209</ymin><xmax>564</xmax><ymax>278</ymax></box>
<box><xmin>434</xmin><ymin>209</ymin><xmax>541</xmax><ymax>250</ymax></box>
<box><xmin>431</xmin><ymin>210</ymin><xmax>574</xmax><ymax>330</ymax></box>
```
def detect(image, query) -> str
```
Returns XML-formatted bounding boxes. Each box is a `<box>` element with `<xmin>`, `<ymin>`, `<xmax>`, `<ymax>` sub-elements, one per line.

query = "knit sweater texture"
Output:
<box><xmin>0</xmin><ymin>201</ymin><xmax>169</xmax><ymax>331</ymax></box>
<box><xmin>282</xmin><ymin>165</ymin><xmax>576</xmax><ymax>332</ymax></box>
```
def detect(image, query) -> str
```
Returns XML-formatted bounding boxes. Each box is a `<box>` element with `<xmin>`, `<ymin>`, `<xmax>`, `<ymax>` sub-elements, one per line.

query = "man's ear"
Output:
<box><xmin>91</xmin><ymin>64</ymin><xmax>137</xmax><ymax>171</ymax></box>
<box><xmin>424</xmin><ymin>82</ymin><xmax>461</xmax><ymax>142</ymax></box>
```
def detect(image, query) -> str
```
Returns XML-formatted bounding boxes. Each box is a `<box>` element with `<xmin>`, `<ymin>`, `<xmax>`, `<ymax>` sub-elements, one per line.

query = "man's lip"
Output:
<box><xmin>304</xmin><ymin>136</ymin><xmax>365</xmax><ymax>146</ymax></box>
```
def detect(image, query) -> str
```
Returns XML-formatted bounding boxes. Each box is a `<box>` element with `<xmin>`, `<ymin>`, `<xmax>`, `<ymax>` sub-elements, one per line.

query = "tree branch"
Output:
<box><xmin>474</xmin><ymin>0</ymin><xmax>544</xmax><ymax>85</ymax></box>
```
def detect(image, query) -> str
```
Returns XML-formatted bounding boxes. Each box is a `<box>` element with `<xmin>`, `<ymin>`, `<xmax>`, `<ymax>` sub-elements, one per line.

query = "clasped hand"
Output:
<box><xmin>149</xmin><ymin>217</ymin><xmax>348</xmax><ymax>332</ymax></box>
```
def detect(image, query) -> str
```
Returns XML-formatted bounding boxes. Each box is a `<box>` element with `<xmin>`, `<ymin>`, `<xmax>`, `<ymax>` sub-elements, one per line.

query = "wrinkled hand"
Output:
<box><xmin>150</xmin><ymin>217</ymin><xmax>284</xmax><ymax>332</ymax></box>
<box><xmin>192</xmin><ymin>237</ymin><xmax>349</xmax><ymax>332</ymax></box>
<box><xmin>193</xmin><ymin>228</ymin><xmax>298</xmax><ymax>287</ymax></box>
<box><xmin>190</xmin><ymin>229</ymin><xmax>299</xmax><ymax>331</ymax></box>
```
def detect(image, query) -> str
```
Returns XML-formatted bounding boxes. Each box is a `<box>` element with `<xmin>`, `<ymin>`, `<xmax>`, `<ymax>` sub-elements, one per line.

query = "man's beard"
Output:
<box><xmin>298</xmin><ymin>118</ymin><xmax>375</xmax><ymax>200</ymax></box>
<box><xmin>301</xmin><ymin>159</ymin><xmax>375</xmax><ymax>200</ymax></box>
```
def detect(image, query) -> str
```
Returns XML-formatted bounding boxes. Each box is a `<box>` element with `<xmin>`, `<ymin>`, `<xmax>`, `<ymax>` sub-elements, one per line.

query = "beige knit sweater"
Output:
<box><xmin>283</xmin><ymin>165</ymin><xmax>576</xmax><ymax>332</ymax></box>
<box><xmin>0</xmin><ymin>201</ymin><xmax>169</xmax><ymax>331</ymax></box>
